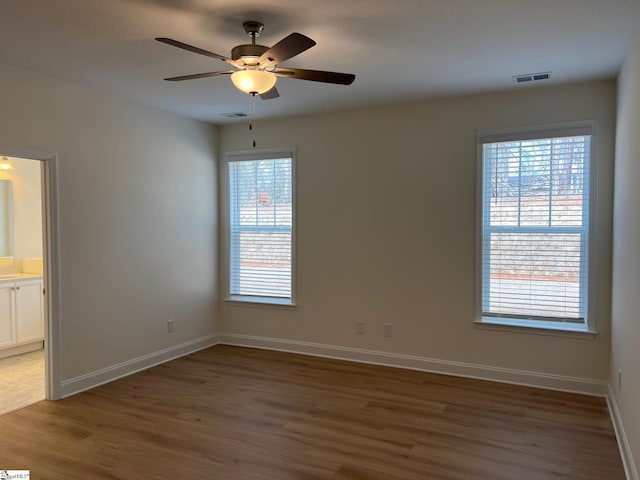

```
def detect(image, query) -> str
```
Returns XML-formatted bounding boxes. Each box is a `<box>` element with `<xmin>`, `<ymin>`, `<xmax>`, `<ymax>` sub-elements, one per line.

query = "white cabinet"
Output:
<box><xmin>15</xmin><ymin>280</ymin><xmax>44</xmax><ymax>344</ymax></box>
<box><xmin>0</xmin><ymin>286</ymin><xmax>13</xmax><ymax>348</ymax></box>
<box><xmin>0</xmin><ymin>277</ymin><xmax>44</xmax><ymax>351</ymax></box>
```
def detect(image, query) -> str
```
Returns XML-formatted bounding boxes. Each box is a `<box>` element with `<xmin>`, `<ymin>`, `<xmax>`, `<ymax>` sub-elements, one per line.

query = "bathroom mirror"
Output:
<box><xmin>0</xmin><ymin>179</ymin><xmax>14</xmax><ymax>265</ymax></box>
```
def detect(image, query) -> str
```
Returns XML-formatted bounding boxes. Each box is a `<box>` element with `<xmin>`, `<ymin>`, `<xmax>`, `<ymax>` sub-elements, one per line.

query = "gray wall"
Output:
<box><xmin>219</xmin><ymin>80</ymin><xmax>616</xmax><ymax>383</ymax></box>
<box><xmin>612</xmin><ymin>20</ymin><xmax>640</xmax><ymax>479</ymax></box>
<box><xmin>0</xmin><ymin>61</ymin><xmax>219</xmax><ymax>383</ymax></box>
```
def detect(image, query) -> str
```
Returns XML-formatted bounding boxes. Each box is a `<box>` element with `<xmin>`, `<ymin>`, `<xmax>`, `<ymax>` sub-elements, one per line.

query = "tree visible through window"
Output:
<box><xmin>479</xmin><ymin>130</ymin><xmax>591</xmax><ymax>328</ymax></box>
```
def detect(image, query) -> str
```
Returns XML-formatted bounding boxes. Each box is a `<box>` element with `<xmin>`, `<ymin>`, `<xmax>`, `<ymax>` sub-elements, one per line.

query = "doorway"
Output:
<box><xmin>0</xmin><ymin>150</ymin><xmax>59</xmax><ymax>413</ymax></box>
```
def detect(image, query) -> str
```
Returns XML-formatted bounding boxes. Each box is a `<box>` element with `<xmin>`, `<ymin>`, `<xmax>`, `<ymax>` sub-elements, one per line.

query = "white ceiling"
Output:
<box><xmin>0</xmin><ymin>0</ymin><xmax>636</xmax><ymax>124</ymax></box>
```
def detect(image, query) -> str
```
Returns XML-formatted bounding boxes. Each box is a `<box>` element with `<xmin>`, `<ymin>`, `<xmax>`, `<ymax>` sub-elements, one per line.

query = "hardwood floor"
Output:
<box><xmin>0</xmin><ymin>345</ymin><xmax>625</xmax><ymax>479</ymax></box>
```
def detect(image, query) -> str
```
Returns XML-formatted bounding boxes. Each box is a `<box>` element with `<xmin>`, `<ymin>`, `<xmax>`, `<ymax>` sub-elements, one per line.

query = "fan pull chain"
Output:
<box><xmin>249</xmin><ymin>93</ymin><xmax>257</xmax><ymax>148</ymax></box>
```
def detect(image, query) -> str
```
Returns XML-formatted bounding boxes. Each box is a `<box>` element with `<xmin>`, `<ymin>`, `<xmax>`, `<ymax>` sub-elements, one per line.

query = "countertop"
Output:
<box><xmin>0</xmin><ymin>273</ymin><xmax>43</xmax><ymax>283</ymax></box>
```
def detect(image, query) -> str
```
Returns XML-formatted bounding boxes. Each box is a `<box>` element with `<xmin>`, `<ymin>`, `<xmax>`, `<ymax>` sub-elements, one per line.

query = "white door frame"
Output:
<box><xmin>0</xmin><ymin>146</ymin><xmax>61</xmax><ymax>400</ymax></box>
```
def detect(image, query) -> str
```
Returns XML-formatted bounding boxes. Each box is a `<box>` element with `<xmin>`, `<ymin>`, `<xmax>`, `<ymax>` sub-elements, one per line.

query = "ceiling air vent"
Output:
<box><xmin>513</xmin><ymin>72</ymin><xmax>551</xmax><ymax>84</ymax></box>
<box><xmin>220</xmin><ymin>112</ymin><xmax>248</xmax><ymax>118</ymax></box>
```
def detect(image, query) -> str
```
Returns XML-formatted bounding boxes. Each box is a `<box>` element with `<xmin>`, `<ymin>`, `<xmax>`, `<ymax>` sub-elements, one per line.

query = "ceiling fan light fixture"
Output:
<box><xmin>157</xmin><ymin>22</ymin><xmax>355</xmax><ymax>99</ymax></box>
<box><xmin>240</xmin><ymin>55</ymin><xmax>260</xmax><ymax>66</ymax></box>
<box><xmin>231</xmin><ymin>70</ymin><xmax>277</xmax><ymax>95</ymax></box>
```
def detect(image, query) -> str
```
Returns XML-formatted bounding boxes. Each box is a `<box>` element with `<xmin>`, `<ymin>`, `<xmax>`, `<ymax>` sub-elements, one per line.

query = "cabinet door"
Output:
<box><xmin>15</xmin><ymin>281</ymin><xmax>43</xmax><ymax>344</ymax></box>
<box><xmin>0</xmin><ymin>285</ymin><xmax>14</xmax><ymax>348</ymax></box>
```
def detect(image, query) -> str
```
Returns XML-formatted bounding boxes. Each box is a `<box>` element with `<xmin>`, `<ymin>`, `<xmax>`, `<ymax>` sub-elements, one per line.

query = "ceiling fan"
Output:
<box><xmin>156</xmin><ymin>21</ymin><xmax>356</xmax><ymax>99</ymax></box>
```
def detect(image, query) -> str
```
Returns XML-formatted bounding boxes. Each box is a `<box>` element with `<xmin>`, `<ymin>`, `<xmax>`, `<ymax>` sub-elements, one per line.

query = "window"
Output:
<box><xmin>477</xmin><ymin>123</ymin><xmax>594</xmax><ymax>332</ymax></box>
<box><xmin>227</xmin><ymin>150</ymin><xmax>295</xmax><ymax>305</ymax></box>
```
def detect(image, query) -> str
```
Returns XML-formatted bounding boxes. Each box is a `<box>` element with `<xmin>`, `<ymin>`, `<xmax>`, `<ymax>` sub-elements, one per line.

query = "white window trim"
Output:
<box><xmin>224</xmin><ymin>147</ymin><xmax>297</xmax><ymax>307</ymax></box>
<box><xmin>475</xmin><ymin>121</ymin><xmax>598</xmax><ymax>336</ymax></box>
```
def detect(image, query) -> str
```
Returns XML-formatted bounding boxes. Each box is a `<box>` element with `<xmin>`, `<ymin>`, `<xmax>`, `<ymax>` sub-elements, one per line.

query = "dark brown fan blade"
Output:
<box><xmin>260</xmin><ymin>87</ymin><xmax>280</xmax><ymax>100</ymax></box>
<box><xmin>164</xmin><ymin>70</ymin><xmax>234</xmax><ymax>81</ymax></box>
<box><xmin>258</xmin><ymin>33</ymin><xmax>316</xmax><ymax>68</ymax></box>
<box><xmin>275</xmin><ymin>67</ymin><xmax>355</xmax><ymax>85</ymax></box>
<box><xmin>155</xmin><ymin>37</ymin><xmax>241</xmax><ymax>68</ymax></box>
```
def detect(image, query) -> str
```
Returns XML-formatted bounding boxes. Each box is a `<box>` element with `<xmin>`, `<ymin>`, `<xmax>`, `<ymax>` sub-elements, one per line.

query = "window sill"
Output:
<box><xmin>225</xmin><ymin>295</ymin><xmax>296</xmax><ymax>310</ymax></box>
<box><xmin>474</xmin><ymin>317</ymin><xmax>597</xmax><ymax>340</ymax></box>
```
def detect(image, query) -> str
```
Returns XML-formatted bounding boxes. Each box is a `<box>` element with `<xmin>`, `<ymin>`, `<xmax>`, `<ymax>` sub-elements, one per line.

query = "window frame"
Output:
<box><xmin>224</xmin><ymin>147</ymin><xmax>296</xmax><ymax>307</ymax></box>
<box><xmin>475</xmin><ymin>121</ymin><xmax>598</xmax><ymax>336</ymax></box>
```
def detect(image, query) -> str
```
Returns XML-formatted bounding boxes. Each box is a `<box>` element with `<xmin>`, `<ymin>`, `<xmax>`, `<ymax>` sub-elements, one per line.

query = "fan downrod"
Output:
<box><xmin>233</xmin><ymin>21</ymin><xmax>269</xmax><ymax>61</ymax></box>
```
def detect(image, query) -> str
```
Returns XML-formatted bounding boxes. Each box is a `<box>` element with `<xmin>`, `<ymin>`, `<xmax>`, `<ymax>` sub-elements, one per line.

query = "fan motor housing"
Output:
<box><xmin>231</xmin><ymin>44</ymin><xmax>269</xmax><ymax>62</ymax></box>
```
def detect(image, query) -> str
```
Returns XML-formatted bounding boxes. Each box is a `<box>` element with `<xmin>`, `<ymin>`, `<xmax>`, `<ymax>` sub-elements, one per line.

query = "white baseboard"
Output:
<box><xmin>608</xmin><ymin>386</ymin><xmax>639</xmax><ymax>480</ymax></box>
<box><xmin>0</xmin><ymin>340</ymin><xmax>43</xmax><ymax>359</ymax></box>
<box><xmin>59</xmin><ymin>334</ymin><xmax>219</xmax><ymax>398</ymax></box>
<box><xmin>218</xmin><ymin>333</ymin><xmax>608</xmax><ymax>396</ymax></box>
<box><xmin>56</xmin><ymin>332</ymin><xmax>608</xmax><ymax>399</ymax></box>
<box><xmin>56</xmin><ymin>332</ymin><xmax>632</xmax><ymax>477</ymax></box>
<box><xmin>219</xmin><ymin>333</ymin><xmax>607</xmax><ymax>397</ymax></box>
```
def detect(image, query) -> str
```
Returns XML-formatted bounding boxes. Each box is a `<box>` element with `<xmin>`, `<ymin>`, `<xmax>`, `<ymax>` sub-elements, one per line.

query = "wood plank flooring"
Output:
<box><xmin>0</xmin><ymin>345</ymin><xmax>625</xmax><ymax>479</ymax></box>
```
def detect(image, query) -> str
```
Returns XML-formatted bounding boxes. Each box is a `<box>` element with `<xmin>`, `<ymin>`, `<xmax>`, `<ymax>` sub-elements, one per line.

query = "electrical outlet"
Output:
<box><xmin>356</xmin><ymin>321</ymin><xmax>365</xmax><ymax>335</ymax></box>
<box><xmin>167</xmin><ymin>318</ymin><xmax>175</xmax><ymax>333</ymax></box>
<box><xmin>618</xmin><ymin>370</ymin><xmax>623</xmax><ymax>391</ymax></box>
<box><xmin>383</xmin><ymin>323</ymin><xmax>393</xmax><ymax>337</ymax></box>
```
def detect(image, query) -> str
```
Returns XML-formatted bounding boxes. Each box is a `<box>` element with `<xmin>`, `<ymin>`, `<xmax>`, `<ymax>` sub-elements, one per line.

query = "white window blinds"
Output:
<box><xmin>480</xmin><ymin>133</ymin><xmax>591</xmax><ymax>325</ymax></box>
<box><xmin>229</xmin><ymin>156</ymin><xmax>293</xmax><ymax>302</ymax></box>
